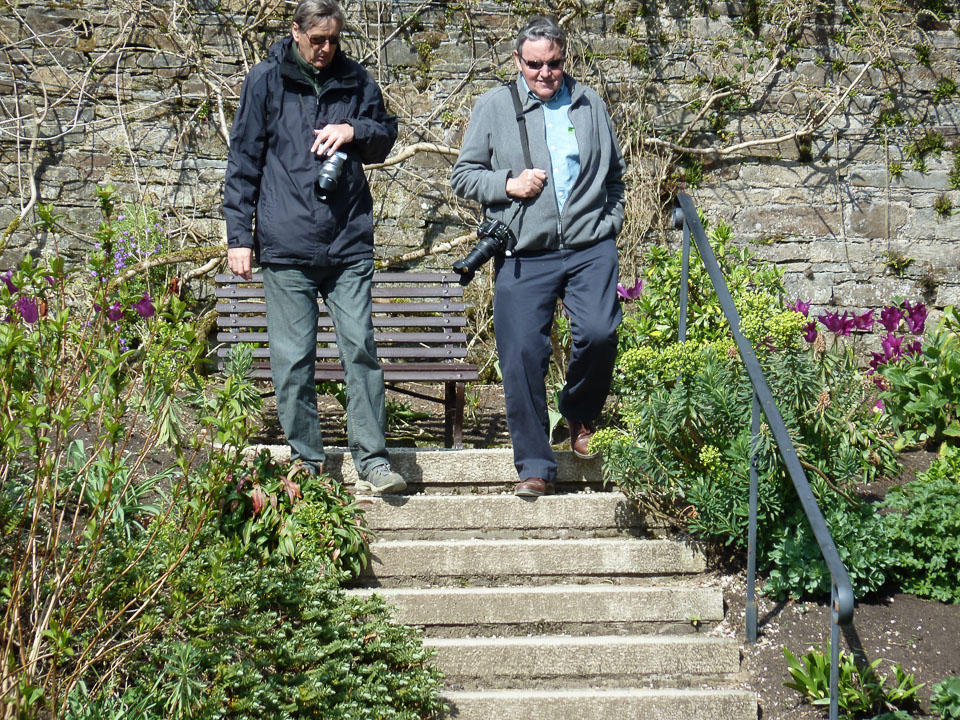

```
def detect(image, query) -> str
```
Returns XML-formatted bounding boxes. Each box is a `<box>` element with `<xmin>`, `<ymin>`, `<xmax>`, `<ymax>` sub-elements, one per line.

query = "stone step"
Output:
<box><xmin>427</xmin><ymin>635</ymin><xmax>741</xmax><ymax>689</ymax></box>
<box><xmin>360</xmin><ymin>537</ymin><xmax>705</xmax><ymax>587</ymax></box>
<box><xmin>250</xmin><ymin>445</ymin><xmax>603</xmax><ymax>491</ymax></box>
<box><xmin>344</xmin><ymin>584</ymin><xmax>723</xmax><ymax>637</ymax></box>
<box><xmin>359</xmin><ymin>491</ymin><xmax>666</xmax><ymax>539</ymax></box>
<box><xmin>442</xmin><ymin>688</ymin><xmax>757</xmax><ymax>720</ymax></box>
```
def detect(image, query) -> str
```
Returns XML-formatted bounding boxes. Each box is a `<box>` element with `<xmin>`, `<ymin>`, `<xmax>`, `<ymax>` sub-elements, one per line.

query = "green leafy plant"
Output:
<box><xmin>935</xmin><ymin>193</ymin><xmax>954</xmax><ymax>218</ymax></box>
<box><xmin>888</xmin><ymin>160</ymin><xmax>904</xmax><ymax>178</ymax></box>
<box><xmin>880</xmin><ymin>306</ymin><xmax>960</xmax><ymax>448</ymax></box>
<box><xmin>931</xmin><ymin>675</ymin><xmax>960</xmax><ymax>719</ymax></box>
<box><xmin>884</xmin><ymin>250</ymin><xmax>913</xmax><ymax>277</ymax></box>
<box><xmin>599</xmin><ymin>220</ymin><xmax>900</xmax><ymax>600</ymax></box>
<box><xmin>784</xmin><ymin>645</ymin><xmax>923</xmax><ymax>717</ymax></box>
<box><xmin>882</xmin><ymin>445</ymin><xmax>960</xmax><ymax>603</ymax></box>
<box><xmin>934</xmin><ymin>77</ymin><xmax>958</xmax><ymax>103</ymax></box>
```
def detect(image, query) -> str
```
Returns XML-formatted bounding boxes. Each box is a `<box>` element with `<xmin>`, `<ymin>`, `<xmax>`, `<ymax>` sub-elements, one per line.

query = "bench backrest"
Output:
<box><xmin>214</xmin><ymin>271</ymin><xmax>476</xmax><ymax>381</ymax></box>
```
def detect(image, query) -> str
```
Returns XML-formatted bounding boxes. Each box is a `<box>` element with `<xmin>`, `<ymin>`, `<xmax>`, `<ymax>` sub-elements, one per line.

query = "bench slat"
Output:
<box><xmin>216</xmin><ymin>300</ymin><xmax>465</xmax><ymax>314</ymax></box>
<box><xmin>218</xmin><ymin>316</ymin><xmax>467</xmax><ymax>329</ymax></box>
<box><xmin>243</xmin><ymin>364</ymin><xmax>478</xmax><ymax>382</ymax></box>
<box><xmin>215</xmin><ymin>272</ymin><xmax>462</xmax><ymax>285</ymax></box>
<box><xmin>216</xmin><ymin>286</ymin><xmax>464</xmax><ymax>300</ymax></box>
<box><xmin>220</xmin><ymin>347</ymin><xmax>469</xmax><ymax>359</ymax></box>
<box><xmin>217</xmin><ymin>331</ymin><xmax>467</xmax><ymax>344</ymax></box>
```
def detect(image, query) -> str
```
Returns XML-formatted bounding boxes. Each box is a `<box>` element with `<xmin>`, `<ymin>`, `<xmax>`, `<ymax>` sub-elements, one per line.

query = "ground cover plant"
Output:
<box><xmin>0</xmin><ymin>192</ymin><xmax>444</xmax><ymax>718</ymax></box>
<box><xmin>594</xmin><ymin>219</ymin><xmax>902</xmax><ymax>601</ymax></box>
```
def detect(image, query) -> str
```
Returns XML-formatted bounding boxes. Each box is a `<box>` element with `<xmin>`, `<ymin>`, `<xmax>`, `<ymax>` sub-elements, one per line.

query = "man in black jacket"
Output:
<box><xmin>223</xmin><ymin>0</ymin><xmax>406</xmax><ymax>494</ymax></box>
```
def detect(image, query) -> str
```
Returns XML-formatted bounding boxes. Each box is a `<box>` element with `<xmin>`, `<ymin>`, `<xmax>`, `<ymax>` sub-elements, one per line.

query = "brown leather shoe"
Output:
<box><xmin>514</xmin><ymin>478</ymin><xmax>552</xmax><ymax>497</ymax></box>
<box><xmin>568</xmin><ymin>418</ymin><xmax>599</xmax><ymax>459</ymax></box>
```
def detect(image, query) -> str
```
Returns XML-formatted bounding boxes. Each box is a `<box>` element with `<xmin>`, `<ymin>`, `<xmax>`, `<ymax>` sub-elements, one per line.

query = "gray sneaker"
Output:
<box><xmin>356</xmin><ymin>464</ymin><xmax>407</xmax><ymax>495</ymax></box>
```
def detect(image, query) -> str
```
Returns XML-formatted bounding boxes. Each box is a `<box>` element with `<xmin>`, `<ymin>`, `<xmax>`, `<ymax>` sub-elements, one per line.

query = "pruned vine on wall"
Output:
<box><xmin>0</xmin><ymin>0</ymin><xmax>957</xmax><ymax>316</ymax></box>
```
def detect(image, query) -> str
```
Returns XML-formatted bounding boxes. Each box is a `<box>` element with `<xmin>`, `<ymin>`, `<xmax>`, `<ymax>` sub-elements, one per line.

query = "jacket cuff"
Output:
<box><xmin>485</xmin><ymin>169</ymin><xmax>513</xmax><ymax>204</ymax></box>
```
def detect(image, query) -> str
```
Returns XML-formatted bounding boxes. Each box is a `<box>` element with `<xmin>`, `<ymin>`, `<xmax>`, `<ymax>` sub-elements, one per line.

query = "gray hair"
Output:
<box><xmin>292</xmin><ymin>0</ymin><xmax>346</xmax><ymax>32</ymax></box>
<box><xmin>515</xmin><ymin>16</ymin><xmax>566</xmax><ymax>54</ymax></box>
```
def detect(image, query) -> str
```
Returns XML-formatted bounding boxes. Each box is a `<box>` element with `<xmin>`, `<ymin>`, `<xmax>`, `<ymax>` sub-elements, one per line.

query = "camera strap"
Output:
<box><xmin>507</xmin><ymin>82</ymin><xmax>533</xmax><ymax>170</ymax></box>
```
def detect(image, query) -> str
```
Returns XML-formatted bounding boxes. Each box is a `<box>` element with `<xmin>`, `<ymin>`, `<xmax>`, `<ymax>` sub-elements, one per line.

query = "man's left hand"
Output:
<box><xmin>312</xmin><ymin>123</ymin><xmax>355</xmax><ymax>157</ymax></box>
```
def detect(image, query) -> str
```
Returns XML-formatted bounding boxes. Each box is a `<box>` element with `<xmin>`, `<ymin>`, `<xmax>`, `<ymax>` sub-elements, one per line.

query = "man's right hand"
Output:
<box><xmin>506</xmin><ymin>168</ymin><xmax>547</xmax><ymax>199</ymax></box>
<box><xmin>227</xmin><ymin>247</ymin><xmax>254</xmax><ymax>280</ymax></box>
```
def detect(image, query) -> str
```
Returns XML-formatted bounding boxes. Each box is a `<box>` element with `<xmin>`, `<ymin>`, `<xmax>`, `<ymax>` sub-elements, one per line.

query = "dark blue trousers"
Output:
<box><xmin>493</xmin><ymin>240</ymin><xmax>622</xmax><ymax>483</ymax></box>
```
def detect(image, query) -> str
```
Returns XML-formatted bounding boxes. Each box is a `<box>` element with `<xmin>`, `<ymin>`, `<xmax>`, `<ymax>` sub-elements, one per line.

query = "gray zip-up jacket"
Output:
<box><xmin>450</xmin><ymin>74</ymin><xmax>626</xmax><ymax>254</ymax></box>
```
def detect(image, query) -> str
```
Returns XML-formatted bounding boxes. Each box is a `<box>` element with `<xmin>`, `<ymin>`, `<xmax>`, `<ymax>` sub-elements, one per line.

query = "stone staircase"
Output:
<box><xmin>266</xmin><ymin>446</ymin><xmax>758</xmax><ymax>719</ymax></box>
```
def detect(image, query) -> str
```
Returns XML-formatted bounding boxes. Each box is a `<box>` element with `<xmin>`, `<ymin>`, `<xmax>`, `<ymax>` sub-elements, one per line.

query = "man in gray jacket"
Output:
<box><xmin>451</xmin><ymin>15</ymin><xmax>626</xmax><ymax>497</ymax></box>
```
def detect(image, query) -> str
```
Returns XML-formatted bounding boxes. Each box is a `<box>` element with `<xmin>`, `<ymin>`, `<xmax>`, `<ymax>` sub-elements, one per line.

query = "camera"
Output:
<box><xmin>452</xmin><ymin>218</ymin><xmax>517</xmax><ymax>285</ymax></box>
<box><xmin>316</xmin><ymin>151</ymin><xmax>347</xmax><ymax>199</ymax></box>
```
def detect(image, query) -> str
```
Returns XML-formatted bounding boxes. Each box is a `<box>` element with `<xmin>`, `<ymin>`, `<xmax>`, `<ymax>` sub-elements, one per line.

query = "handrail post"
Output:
<box><xmin>679</xmin><ymin>214</ymin><xmax>690</xmax><ymax>344</ymax></box>
<box><xmin>830</xmin><ymin>583</ymin><xmax>841</xmax><ymax>720</ymax></box>
<box><xmin>746</xmin><ymin>393</ymin><xmax>760</xmax><ymax>643</ymax></box>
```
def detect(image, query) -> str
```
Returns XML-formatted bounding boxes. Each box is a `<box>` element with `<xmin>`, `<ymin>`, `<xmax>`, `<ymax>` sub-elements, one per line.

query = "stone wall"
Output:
<box><xmin>2</xmin><ymin>0</ymin><xmax>959</xmax><ymax>316</ymax></box>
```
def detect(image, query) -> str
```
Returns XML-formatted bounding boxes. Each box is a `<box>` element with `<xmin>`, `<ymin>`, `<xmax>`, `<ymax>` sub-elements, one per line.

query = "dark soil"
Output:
<box><xmin>256</xmin><ymin>386</ymin><xmax>960</xmax><ymax>718</ymax></box>
<box><xmin>720</xmin><ymin>449</ymin><xmax>960</xmax><ymax>720</ymax></box>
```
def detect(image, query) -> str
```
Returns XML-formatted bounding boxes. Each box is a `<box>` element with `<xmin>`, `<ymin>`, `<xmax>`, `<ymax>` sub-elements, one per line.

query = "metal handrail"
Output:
<box><xmin>673</xmin><ymin>193</ymin><xmax>853</xmax><ymax>720</ymax></box>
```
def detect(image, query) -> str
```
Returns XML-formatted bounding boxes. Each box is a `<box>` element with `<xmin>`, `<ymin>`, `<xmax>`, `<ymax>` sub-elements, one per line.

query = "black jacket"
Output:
<box><xmin>223</xmin><ymin>38</ymin><xmax>398</xmax><ymax>266</ymax></box>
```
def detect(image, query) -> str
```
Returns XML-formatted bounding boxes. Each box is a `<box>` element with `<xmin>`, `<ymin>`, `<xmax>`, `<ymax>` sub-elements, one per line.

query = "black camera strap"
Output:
<box><xmin>506</xmin><ymin>82</ymin><xmax>533</xmax><ymax>170</ymax></box>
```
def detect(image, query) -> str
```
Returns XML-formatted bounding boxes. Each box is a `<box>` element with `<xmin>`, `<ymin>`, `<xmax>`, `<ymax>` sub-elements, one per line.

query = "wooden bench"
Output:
<box><xmin>214</xmin><ymin>271</ymin><xmax>479</xmax><ymax>449</ymax></box>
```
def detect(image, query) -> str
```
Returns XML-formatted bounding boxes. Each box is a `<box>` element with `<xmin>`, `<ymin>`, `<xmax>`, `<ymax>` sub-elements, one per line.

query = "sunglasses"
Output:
<box><xmin>520</xmin><ymin>56</ymin><xmax>565</xmax><ymax>71</ymax></box>
<box><xmin>298</xmin><ymin>28</ymin><xmax>341</xmax><ymax>47</ymax></box>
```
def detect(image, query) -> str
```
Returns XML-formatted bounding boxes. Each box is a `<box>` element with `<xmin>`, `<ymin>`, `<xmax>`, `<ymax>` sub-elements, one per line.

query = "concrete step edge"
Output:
<box><xmin>360</xmin><ymin>491</ymin><xmax>668</xmax><ymax>536</ymax></box>
<box><xmin>250</xmin><ymin>444</ymin><xmax>604</xmax><ymax>486</ymax></box>
<box><xmin>441</xmin><ymin>687</ymin><xmax>758</xmax><ymax>720</ymax></box>
<box><xmin>425</xmin><ymin>634</ymin><xmax>742</xmax><ymax>682</ymax></box>
<box><xmin>362</xmin><ymin>537</ymin><xmax>707</xmax><ymax>580</ymax></box>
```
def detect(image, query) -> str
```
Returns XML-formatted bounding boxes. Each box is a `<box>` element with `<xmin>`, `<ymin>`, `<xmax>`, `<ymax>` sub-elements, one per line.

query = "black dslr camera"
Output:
<box><xmin>452</xmin><ymin>218</ymin><xmax>517</xmax><ymax>285</ymax></box>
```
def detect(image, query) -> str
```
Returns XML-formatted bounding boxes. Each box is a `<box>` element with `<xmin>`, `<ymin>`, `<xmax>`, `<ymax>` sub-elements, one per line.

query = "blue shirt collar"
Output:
<box><xmin>518</xmin><ymin>73</ymin><xmax>571</xmax><ymax>106</ymax></box>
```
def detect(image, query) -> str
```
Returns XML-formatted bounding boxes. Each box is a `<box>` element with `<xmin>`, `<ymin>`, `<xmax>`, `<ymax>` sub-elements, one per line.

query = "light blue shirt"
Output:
<box><xmin>520</xmin><ymin>75</ymin><xmax>580</xmax><ymax>214</ymax></box>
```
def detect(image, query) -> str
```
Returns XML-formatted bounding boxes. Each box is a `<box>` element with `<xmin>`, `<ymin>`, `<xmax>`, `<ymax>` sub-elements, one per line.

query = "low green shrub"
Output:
<box><xmin>784</xmin><ymin>644</ymin><xmax>923</xmax><ymax>718</ymax></box>
<box><xmin>882</xmin><ymin>445</ymin><xmax>960</xmax><ymax>603</ymax></box>
<box><xmin>931</xmin><ymin>675</ymin><xmax>960</xmax><ymax>720</ymax></box>
<box><xmin>600</xmin><ymin>219</ymin><xmax>900</xmax><ymax>600</ymax></box>
<box><xmin>598</xmin><ymin>338</ymin><xmax>898</xmax><ymax>599</ymax></box>
<box><xmin>69</xmin><ymin>537</ymin><xmax>444</xmax><ymax>720</ymax></box>
<box><xmin>1</xmin><ymin>196</ymin><xmax>443</xmax><ymax>717</ymax></box>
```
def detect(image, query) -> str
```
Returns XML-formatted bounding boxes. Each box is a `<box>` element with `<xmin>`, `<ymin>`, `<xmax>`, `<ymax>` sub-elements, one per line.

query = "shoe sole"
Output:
<box><xmin>514</xmin><ymin>487</ymin><xmax>545</xmax><ymax>497</ymax></box>
<box><xmin>573</xmin><ymin>448</ymin><xmax>600</xmax><ymax>460</ymax></box>
<box><xmin>355</xmin><ymin>479</ymin><xmax>407</xmax><ymax>495</ymax></box>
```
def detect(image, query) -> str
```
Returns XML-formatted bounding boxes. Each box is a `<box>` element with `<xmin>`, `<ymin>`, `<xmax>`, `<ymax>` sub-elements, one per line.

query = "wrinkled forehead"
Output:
<box><xmin>298</xmin><ymin>15</ymin><xmax>342</xmax><ymax>33</ymax></box>
<box><xmin>518</xmin><ymin>37</ymin><xmax>564</xmax><ymax>56</ymax></box>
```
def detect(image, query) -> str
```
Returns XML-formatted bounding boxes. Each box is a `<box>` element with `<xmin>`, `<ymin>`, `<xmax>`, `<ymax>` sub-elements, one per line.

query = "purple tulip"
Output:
<box><xmin>903</xmin><ymin>300</ymin><xmax>928</xmax><ymax>335</ymax></box>
<box><xmin>881</xmin><ymin>333</ymin><xmax>903</xmax><ymax>361</ymax></box>
<box><xmin>818</xmin><ymin>310</ymin><xmax>855</xmax><ymax>337</ymax></box>
<box><xmin>106</xmin><ymin>301</ymin><xmax>123</xmax><ymax>322</ymax></box>
<box><xmin>873</xmin><ymin>399</ymin><xmax>885</xmax><ymax>413</ymax></box>
<box><xmin>802</xmin><ymin>321</ymin><xmax>818</xmax><ymax>343</ymax></box>
<box><xmin>853</xmin><ymin>310</ymin><xmax>875</xmax><ymax>331</ymax></box>
<box><xmin>616</xmin><ymin>279</ymin><xmax>643</xmax><ymax>301</ymax></box>
<box><xmin>787</xmin><ymin>297</ymin><xmax>811</xmax><ymax>317</ymax></box>
<box><xmin>879</xmin><ymin>306</ymin><xmax>904</xmax><ymax>333</ymax></box>
<box><xmin>132</xmin><ymin>293</ymin><xmax>155</xmax><ymax>318</ymax></box>
<box><xmin>15</xmin><ymin>296</ymin><xmax>38</xmax><ymax>324</ymax></box>
<box><xmin>906</xmin><ymin>339</ymin><xmax>922</xmax><ymax>357</ymax></box>
<box><xmin>868</xmin><ymin>351</ymin><xmax>886</xmax><ymax>374</ymax></box>
<box><xmin>2</xmin><ymin>270</ymin><xmax>17</xmax><ymax>294</ymax></box>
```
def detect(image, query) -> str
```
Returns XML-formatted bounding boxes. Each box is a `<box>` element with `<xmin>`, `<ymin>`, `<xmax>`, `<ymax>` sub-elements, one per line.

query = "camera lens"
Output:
<box><xmin>317</xmin><ymin>151</ymin><xmax>347</xmax><ymax>197</ymax></box>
